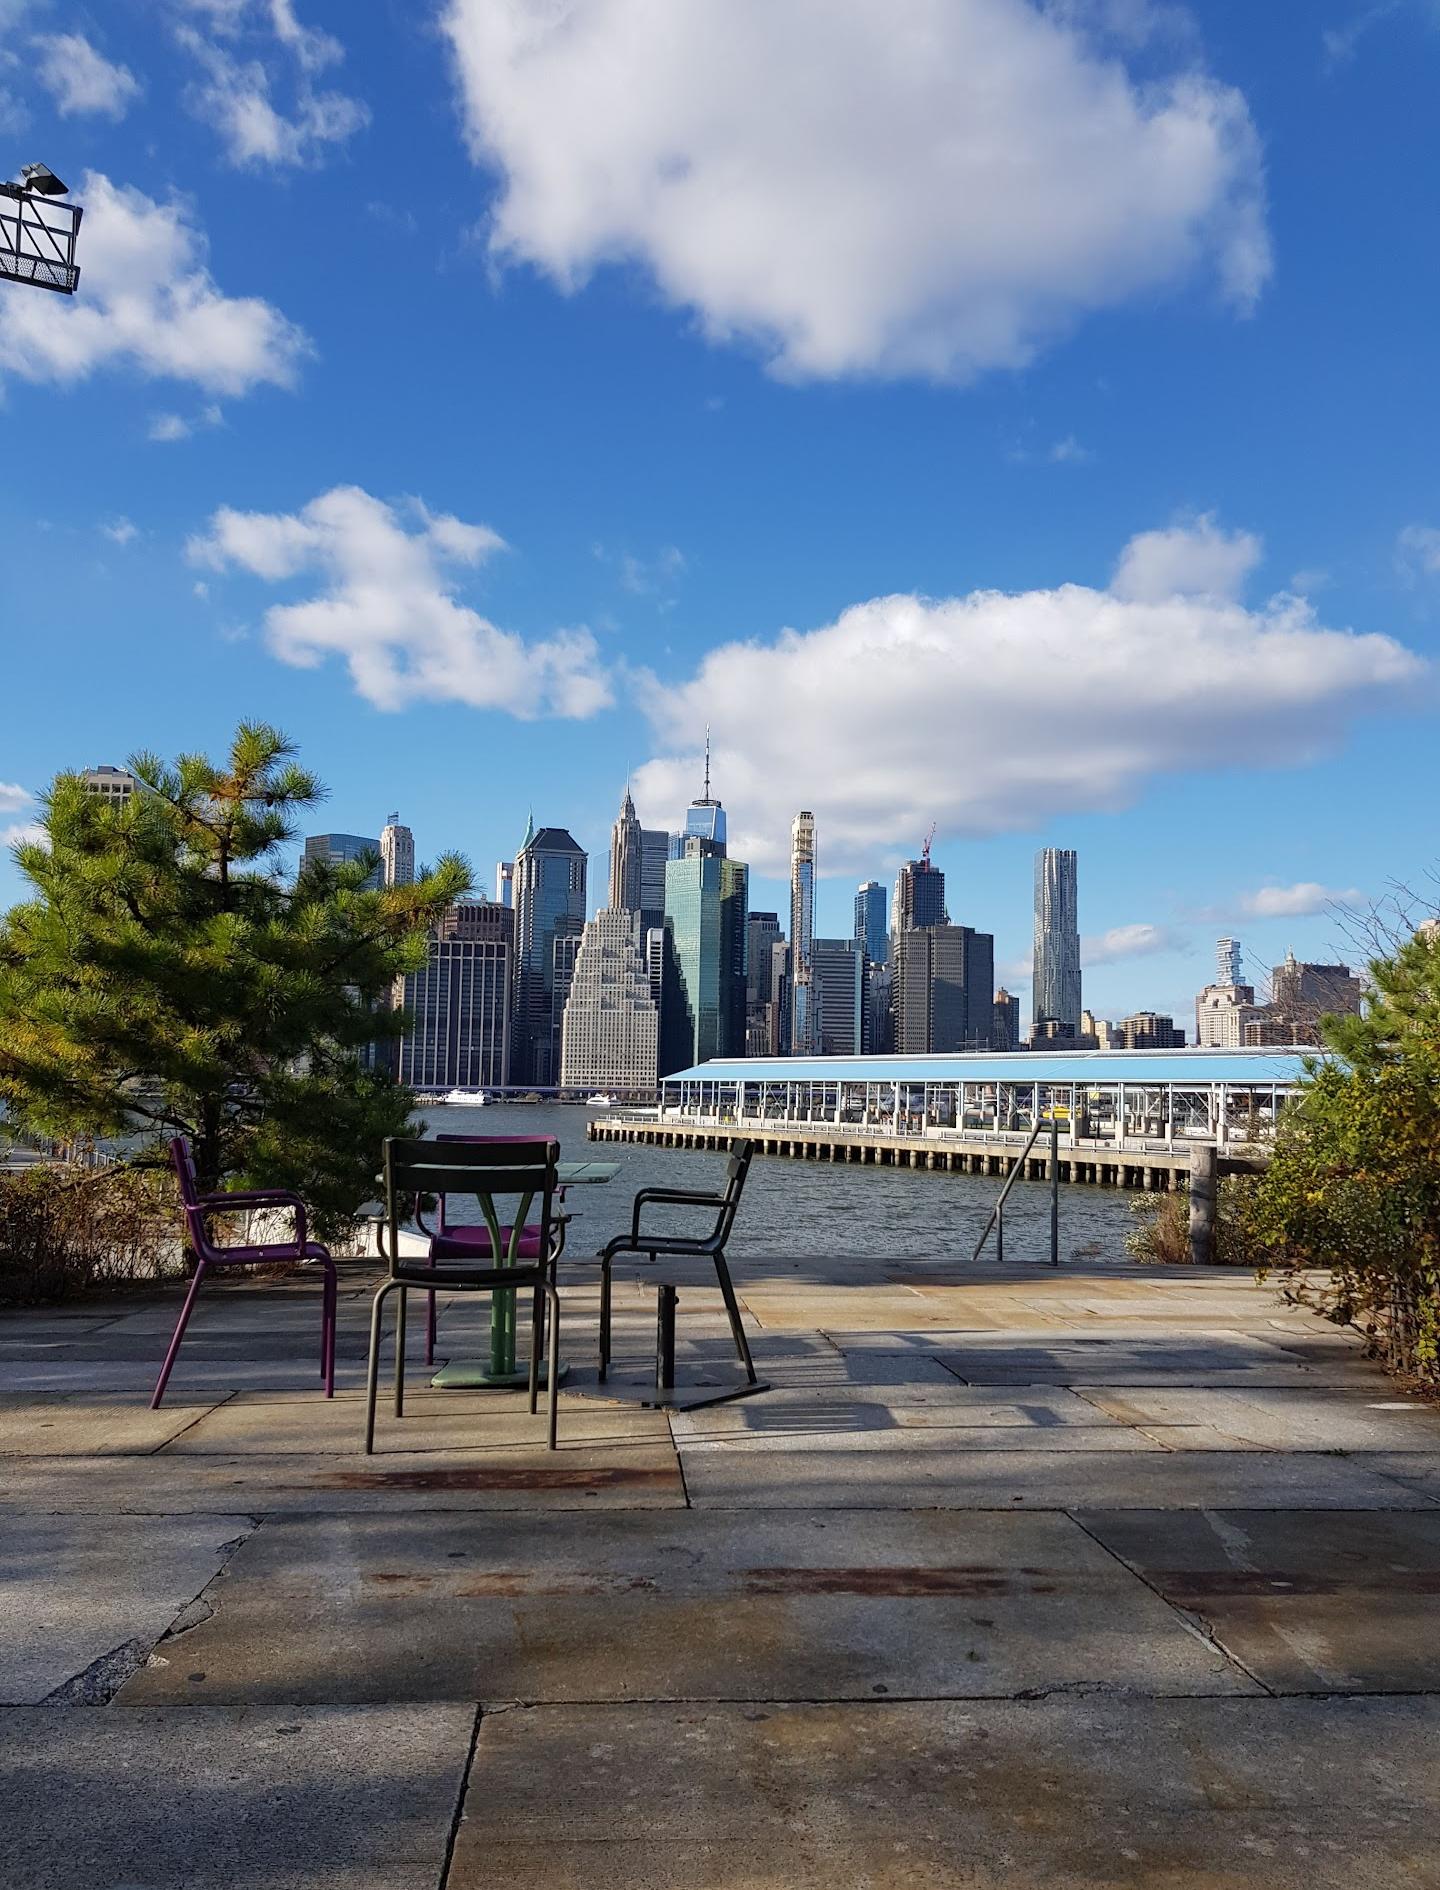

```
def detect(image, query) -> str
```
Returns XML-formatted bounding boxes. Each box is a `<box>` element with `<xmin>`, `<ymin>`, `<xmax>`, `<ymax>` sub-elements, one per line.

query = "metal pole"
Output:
<box><xmin>995</xmin><ymin>1198</ymin><xmax>1003</xmax><ymax>1265</ymax></box>
<box><xmin>1050</xmin><ymin>1117</ymin><xmax>1060</xmax><ymax>1267</ymax></box>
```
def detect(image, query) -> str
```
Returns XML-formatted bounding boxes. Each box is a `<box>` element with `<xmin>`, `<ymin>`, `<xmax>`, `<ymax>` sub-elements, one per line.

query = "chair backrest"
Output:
<box><xmin>382</xmin><ymin>1135</ymin><xmax>560</xmax><ymax>1272</ymax></box>
<box><xmin>715</xmin><ymin>1138</ymin><xmax>755</xmax><ymax>1241</ymax></box>
<box><xmin>435</xmin><ymin>1133</ymin><xmax>559</xmax><ymax>1234</ymax></box>
<box><xmin>169</xmin><ymin>1136</ymin><xmax>214</xmax><ymax>1257</ymax></box>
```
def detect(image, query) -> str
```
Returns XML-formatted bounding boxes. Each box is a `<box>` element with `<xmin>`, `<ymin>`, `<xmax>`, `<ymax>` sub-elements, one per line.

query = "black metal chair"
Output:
<box><xmin>366</xmin><ymin>1136</ymin><xmax>562</xmax><ymax>1453</ymax></box>
<box><xmin>597</xmin><ymin>1138</ymin><xmax>758</xmax><ymax>1397</ymax></box>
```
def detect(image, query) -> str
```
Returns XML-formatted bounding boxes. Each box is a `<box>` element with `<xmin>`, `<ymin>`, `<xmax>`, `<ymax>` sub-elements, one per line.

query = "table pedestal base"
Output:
<box><xmin>429</xmin><ymin>1360</ymin><xmax>569</xmax><ymax>1391</ymax></box>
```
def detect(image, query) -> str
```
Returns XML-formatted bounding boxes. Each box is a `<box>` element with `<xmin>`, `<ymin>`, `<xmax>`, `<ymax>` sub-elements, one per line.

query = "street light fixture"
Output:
<box><xmin>0</xmin><ymin>162</ymin><xmax>82</xmax><ymax>295</ymax></box>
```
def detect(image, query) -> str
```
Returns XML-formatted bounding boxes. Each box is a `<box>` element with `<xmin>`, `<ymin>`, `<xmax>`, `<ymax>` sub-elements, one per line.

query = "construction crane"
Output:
<box><xmin>920</xmin><ymin>822</ymin><xmax>937</xmax><ymax>867</ymax></box>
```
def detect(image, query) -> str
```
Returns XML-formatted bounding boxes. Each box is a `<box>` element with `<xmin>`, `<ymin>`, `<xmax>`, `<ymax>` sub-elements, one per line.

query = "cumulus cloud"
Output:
<box><xmin>0</xmin><ymin>781</ymin><xmax>30</xmax><ymax>815</ymax></box>
<box><xmin>101</xmin><ymin>517</ymin><xmax>138</xmax><ymax>545</ymax></box>
<box><xmin>1237</xmin><ymin>882</ymin><xmax>1363</xmax><ymax>920</ymax></box>
<box><xmin>1082</xmin><ymin>922</ymin><xmax>1182</xmax><ymax>964</ymax></box>
<box><xmin>1111</xmin><ymin>514</ymin><xmax>1262</xmax><ymax>602</ymax></box>
<box><xmin>175</xmin><ymin>0</ymin><xmax>369</xmax><ymax>168</ymax></box>
<box><xmin>630</xmin><ymin>522</ymin><xmax>1423</xmax><ymax>874</ymax></box>
<box><xmin>442</xmin><ymin>0</ymin><xmax>1270</xmax><ymax>383</ymax></box>
<box><xmin>2</xmin><ymin>820</ymin><xmax>46</xmax><ymax>851</ymax></box>
<box><xmin>0</xmin><ymin>172</ymin><xmax>309</xmax><ymax>395</ymax></box>
<box><xmin>32</xmin><ymin>33</ymin><xmax>141</xmax><ymax>118</ymax></box>
<box><xmin>188</xmin><ymin>484</ymin><xmax>613</xmax><ymax>718</ymax></box>
<box><xmin>149</xmin><ymin>403</ymin><xmax>224</xmax><ymax>442</ymax></box>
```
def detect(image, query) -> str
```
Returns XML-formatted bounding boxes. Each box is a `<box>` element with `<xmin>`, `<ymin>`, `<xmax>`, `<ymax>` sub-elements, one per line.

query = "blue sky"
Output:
<box><xmin>2</xmin><ymin>0</ymin><xmax>1439</xmax><ymax>1025</ymax></box>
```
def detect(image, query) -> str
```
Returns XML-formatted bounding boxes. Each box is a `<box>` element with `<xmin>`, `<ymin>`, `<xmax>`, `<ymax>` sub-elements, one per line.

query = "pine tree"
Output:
<box><xmin>0</xmin><ymin>724</ymin><xmax>470</xmax><ymax>1232</ymax></box>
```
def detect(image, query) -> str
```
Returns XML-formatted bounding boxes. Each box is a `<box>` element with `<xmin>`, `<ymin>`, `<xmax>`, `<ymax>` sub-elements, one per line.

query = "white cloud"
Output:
<box><xmin>1082</xmin><ymin>922</ymin><xmax>1182</xmax><ymax>964</ymax></box>
<box><xmin>1397</xmin><ymin>523</ymin><xmax>1440</xmax><ymax>581</ymax></box>
<box><xmin>0</xmin><ymin>781</ymin><xmax>30</xmax><ymax>815</ymax></box>
<box><xmin>32</xmin><ymin>32</ymin><xmax>141</xmax><ymax>119</ymax></box>
<box><xmin>442</xmin><ymin>0</ymin><xmax>1270</xmax><ymax>383</ymax></box>
<box><xmin>188</xmin><ymin>484</ymin><xmax>613</xmax><ymax>718</ymax></box>
<box><xmin>2</xmin><ymin>819</ymin><xmax>46</xmax><ymax>851</ymax></box>
<box><xmin>1237</xmin><ymin>882</ymin><xmax>1363</xmax><ymax>920</ymax></box>
<box><xmin>631</xmin><ymin>522</ymin><xmax>1423</xmax><ymax>874</ymax></box>
<box><xmin>1111</xmin><ymin>513</ymin><xmax>1261</xmax><ymax>602</ymax></box>
<box><xmin>175</xmin><ymin>0</ymin><xmax>368</xmax><ymax>169</ymax></box>
<box><xmin>148</xmin><ymin>403</ymin><xmax>225</xmax><ymax>442</ymax></box>
<box><xmin>101</xmin><ymin>517</ymin><xmax>138</xmax><ymax>545</ymax></box>
<box><xmin>0</xmin><ymin>172</ymin><xmax>309</xmax><ymax>395</ymax></box>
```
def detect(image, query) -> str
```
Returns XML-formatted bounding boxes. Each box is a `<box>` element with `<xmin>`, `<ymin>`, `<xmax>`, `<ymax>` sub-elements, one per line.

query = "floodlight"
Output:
<box><xmin>18</xmin><ymin>163</ymin><xmax>69</xmax><ymax>197</ymax></box>
<box><xmin>0</xmin><ymin>163</ymin><xmax>82</xmax><ymax>294</ymax></box>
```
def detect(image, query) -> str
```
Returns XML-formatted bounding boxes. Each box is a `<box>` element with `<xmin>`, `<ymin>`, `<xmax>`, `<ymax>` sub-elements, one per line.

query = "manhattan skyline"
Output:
<box><xmin>3</xmin><ymin>3</ymin><xmax>1437</xmax><ymax>1029</ymax></box>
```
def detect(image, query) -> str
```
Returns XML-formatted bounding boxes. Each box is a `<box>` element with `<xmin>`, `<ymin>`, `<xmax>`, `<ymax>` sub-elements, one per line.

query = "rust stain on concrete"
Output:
<box><xmin>314</xmin><ymin>1464</ymin><xmax>678</xmax><ymax>1493</ymax></box>
<box><xmin>738</xmin><ymin>1565</ymin><xmax>1061</xmax><ymax>1598</ymax></box>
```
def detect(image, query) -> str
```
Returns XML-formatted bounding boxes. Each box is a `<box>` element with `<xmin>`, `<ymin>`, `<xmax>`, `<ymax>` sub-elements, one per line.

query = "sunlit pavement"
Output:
<box><xmin>3</xmin><ymin>1251</ymin><xmax>1440</xmax><ymax>1887</ymax></box>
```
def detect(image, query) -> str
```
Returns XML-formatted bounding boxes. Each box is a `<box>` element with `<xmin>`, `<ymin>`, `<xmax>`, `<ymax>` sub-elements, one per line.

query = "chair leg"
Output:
<box><xmin>150</xmin><ymin>1257</ymin><xmax>207</xmax><ymax>1409</ymax></box>
<box><xmin>598</xmin><ymin>1256</ymin><xmax>612</xmax><ymax>1381</ymax></box>
<box><xmin>545</xmin><ymin>1281</ymin><xmax>561</xmax><ymax>1450</ymax></box>
<box><xmin>320</xmin><ymin>1259</ymin><xmax>337</xmax><ymax>1399</ymax></box>
<box><xmin>529</xmin><ymin>1282</ymin><xmax>543</xmax><ymax>1414</ymax></box>
<box><xmin>364</xmin><ymin>1280</ymin><xmax>398</xmax><ymax>1454</ymax></box>
<box><xmin>394</xmin><ymin>1284</ymin><xmax>407</xmax><ymax>1417</ymax></box>
<box><xmin>425</xmin><ymin>1250</ymin><xmax>437</xmax><ymax>1367</ymax></box>
<box><xmin>713</xmin><ymin>1249</ymin><xmax>758</xmax><ymax>1384</ymax></box>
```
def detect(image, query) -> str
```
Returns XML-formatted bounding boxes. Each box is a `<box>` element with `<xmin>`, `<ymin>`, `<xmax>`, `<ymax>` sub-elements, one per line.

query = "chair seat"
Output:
<box><xmin>209</xmin><ymin>1240</ymin><xmax>333</xmax><ymax>1266</ymax></box>
<box><xmin>433</xmin><ymin>1223</ymin><xmax>544</xmax><ymax>1261</ymax></box>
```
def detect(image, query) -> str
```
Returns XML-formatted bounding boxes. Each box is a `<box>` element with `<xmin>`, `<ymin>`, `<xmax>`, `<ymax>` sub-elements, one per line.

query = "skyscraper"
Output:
<box><xmin>511</xmin><ymin>815</ymin><xmax>587</xmax><ymax>1085</ymax></box>
<box><xmin>893</xmin><ymin>925</ymin><xmax>995</xmax><ymax>1053</ymax></box>
<box><xmin>560</xmin><ymin>909</ymin><xmax>659</xmax><ymax>1091</ymax></box>
<box><xmin>854</xmin><ymin>880</ymin><xmax>888</xmax><ymax>965</ymax></box>
<box><xmin>303</xmin><ymin>832</ymin><xmax>382</xmax><ymax>890</ymax></box>
<box><xmin>789</xmin><ymin>810</ymin><xmax>816</xmax><ymax>1054</ymax></box>
<box><xmin>745</xmin><ymin>911</ymin><xmax>784</xmax><ymax>1054</ymax></box>
<box><xmin>1032</xmin><ymin>848</ymin><xmax>1081</xmax><ymax>1033</ymax></box>
<box><xmin>638</xmin><ymin>828</ymin><xmax>672</xmax><ymax>931</ymax></box>
<box><xmin>1217</xmin><ymin>937</ymin><xmax>1242</xmax><ymax>985</ymax></box>
<box><xmin>608</xmin><ymin>787</ymin><xmax>643</xmax><ymax>913</ymax></box>
<box><xmin>811</xmin><ymin>936</ymin><xmax>864</xmax><ymax>1055</ymax></box>
<box><xmin>893</xmin><ymin>857</ymin><xmax>946</xmax><ymax>933</ymax></box>
<box><xmin>494</xmin><ymin>861</ymin><xmax>514</xmax><ymax>908</ymax></box>
<box><xmin>683</xmin><ymin>729</ymin><xmax>726</xmax><ymax>849</ymax></box>
<box><xmin>380</xmin><ymin>813</ymin><xmax>414</xmax><ymax>888</ymax></box>
<box><xmin>664</xmin><ymin>845</ymin><xmax>748</xmax><ymax>1064</ymax></box>
<box><xmin>395</xmin><ymin>900</ymin><xmax>512</xmax><ymax>1090</ymax></box>
<box><xmin>993</xmin><ymin>987</ymin><xmax>1021</xmax><ymax>1051</ymax></box>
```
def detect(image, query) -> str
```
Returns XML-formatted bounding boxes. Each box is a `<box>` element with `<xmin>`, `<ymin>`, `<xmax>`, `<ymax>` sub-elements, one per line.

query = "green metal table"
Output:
<box><xmin>429</xmin><ymin>1159</ymin><xmax>619</xmax><ymax>1390</ymax></box>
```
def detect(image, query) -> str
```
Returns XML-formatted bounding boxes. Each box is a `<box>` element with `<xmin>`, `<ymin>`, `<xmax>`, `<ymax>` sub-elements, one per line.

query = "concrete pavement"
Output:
<box><xmin>3</xmin><ymin>1249</ymin><xmax>1440</xmax><ymax>1887</ymax></box>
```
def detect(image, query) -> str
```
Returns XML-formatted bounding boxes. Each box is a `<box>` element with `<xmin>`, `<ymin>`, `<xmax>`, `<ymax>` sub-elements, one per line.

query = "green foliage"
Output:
<box><xmin>1247</xmin><ymin>927</ymin><xmax>1440</xmax><ymax>1383</ymax></box>
<box><xmin>1126</xmin><ymin>1175</ymin><xmax>1262</xmax><ymax>1268</ymax></box>
<box><xmin>0</xmin><ymin>1164</ymin><xmax>181</xmax><ymax>1306</ymax></box>
<box><xmin>0</xmin><ymin>724</ymin><xmax>469</xmax><ymax>1234</ymax></box>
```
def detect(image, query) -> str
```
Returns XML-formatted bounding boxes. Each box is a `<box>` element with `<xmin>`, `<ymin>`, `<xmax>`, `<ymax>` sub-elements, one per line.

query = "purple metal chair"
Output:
<box><xmin>409</xmin><ymin>1134</ymin><xmax>567</xmax><ymax>1365</ymax></box>
<box><xmin>151</xmin><ymin>1136</ymin><xmax>337</xmax><ymax>1408</ymax></box>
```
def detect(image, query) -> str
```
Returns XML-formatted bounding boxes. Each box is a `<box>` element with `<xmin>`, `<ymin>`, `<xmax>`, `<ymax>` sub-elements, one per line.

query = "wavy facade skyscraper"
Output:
<box><xmin>1032</xmin><ymin>847</ymin><xmax>1081</xmax><ymax>1033</ymax></box>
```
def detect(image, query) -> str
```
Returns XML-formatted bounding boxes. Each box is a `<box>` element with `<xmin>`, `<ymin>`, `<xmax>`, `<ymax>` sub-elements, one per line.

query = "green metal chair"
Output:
<box><xmin>366</xmin><ymin>1136</ymin><xmax>563</xmax><ymax>1453</ymax></box>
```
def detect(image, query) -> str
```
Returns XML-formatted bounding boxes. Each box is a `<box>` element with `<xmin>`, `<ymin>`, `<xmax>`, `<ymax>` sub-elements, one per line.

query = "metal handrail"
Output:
<box><xmin>972</xmin><ymin>1117</ymin><xmax>1060</xmax><ymax>1266</ymax></box>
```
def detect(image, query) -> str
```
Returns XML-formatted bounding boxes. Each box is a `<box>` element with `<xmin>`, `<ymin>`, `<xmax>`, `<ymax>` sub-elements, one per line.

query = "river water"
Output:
<box><xmin>427</xmin><ymin>1101</ymin><xmax>1140</xmax><ymax>1267</ymax></box>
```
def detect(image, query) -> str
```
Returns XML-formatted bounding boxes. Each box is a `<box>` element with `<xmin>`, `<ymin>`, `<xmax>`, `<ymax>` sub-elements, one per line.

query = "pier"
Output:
<box><xmin>588</xmin><ymin>1113</ymin><xmax>1200</xmax><ymax>1189</ymax></box>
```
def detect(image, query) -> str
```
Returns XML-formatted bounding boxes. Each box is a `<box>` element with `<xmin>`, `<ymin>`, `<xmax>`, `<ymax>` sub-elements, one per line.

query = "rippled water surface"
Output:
<box><xmin>427</xmin><ymin>1102</ymin><xmax>1140</xmax><ymax>1267</ymax></box>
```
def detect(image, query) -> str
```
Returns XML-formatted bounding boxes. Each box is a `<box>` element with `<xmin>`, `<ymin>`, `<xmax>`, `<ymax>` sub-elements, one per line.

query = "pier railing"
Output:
<box><xmin>612</xmin><ymin>1110</ymin><xmax>1200</xmax><ymax>1158</ymax></box>
<box><xmin>971</xmin><ymin>1118</ymin><xmax>1060</xmax><ymax>1267</ymax></box>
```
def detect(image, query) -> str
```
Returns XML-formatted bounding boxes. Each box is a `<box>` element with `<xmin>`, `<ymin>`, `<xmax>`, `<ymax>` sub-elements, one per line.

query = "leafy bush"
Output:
<box><xmin>0</xmin><ymin>1163</ymin><xmax>183</xmax><ymax>1306</ymax></box>
<box><xmin>1243</xmin><ymin>928</ymin><xmax>1440</xmax><ymax>1386</ymax></box>
<box><xmin>1126</xmin><ymin>1175</ymin><xmax>1262</xmax><ymax>1268</ymax></box>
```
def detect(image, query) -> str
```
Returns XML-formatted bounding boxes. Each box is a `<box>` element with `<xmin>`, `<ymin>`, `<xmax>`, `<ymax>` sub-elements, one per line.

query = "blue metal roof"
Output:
<box><xmin>666</xmin><ymin>1050</ymin><xmax>1323</xmax><ymax>1088</ymax></box>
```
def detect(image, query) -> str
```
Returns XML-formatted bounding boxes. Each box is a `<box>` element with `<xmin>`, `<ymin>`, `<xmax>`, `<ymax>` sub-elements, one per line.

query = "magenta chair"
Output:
<box><xmin>409</xmin><ymin>1134</ymin><xmax>567</xmax><ymax>1365</ymax></box>
<box><xmin>151</xmin><ymin>1136</ymin><xmax>337</xmax><ymax>1408</ymax></box>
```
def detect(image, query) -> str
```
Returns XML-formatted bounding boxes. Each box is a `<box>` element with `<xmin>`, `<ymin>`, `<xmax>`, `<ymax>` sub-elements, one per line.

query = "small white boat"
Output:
<box><xmin>428</xmin><ymin>1090</ymin><xmax>487</xmax><ymax>1106</ymax></box>
<box><xmin>585</xmin><ymin>1093</ymin><xmax>616</xmax><ymax>1108</ymax></box>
